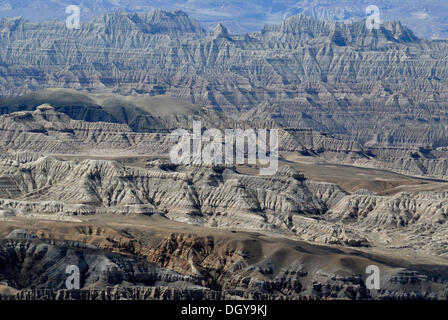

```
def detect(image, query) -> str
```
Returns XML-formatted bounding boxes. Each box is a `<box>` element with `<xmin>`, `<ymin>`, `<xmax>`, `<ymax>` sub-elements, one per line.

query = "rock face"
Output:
<box><xmin>0</xmin><ymin>100</ymin><xmax>233</xmax><ymax>154</ymax></box>
<box><xmin>0</xmin><ymin>231</ymin><xmax>205</xmax><ymax>294</ymax></box>
<box><xmin>1</xmin><ymin>229</ymin><xmax>447</xmax><ymax>300</ymax></box>
<box><xmin>1</xmin><ymin>154</ymin><xmax>448</xmax><ymax>255</ymax></box>
<box><xmin>0</xmin><ymin>104</ymin><xmax>169</xmax><ymax>154</ymax></box>
<box><xmin>3</xmin><ymin>100</ymin><xmax>448</xmax><ymax>180</ymax></box>
<box><xmin>0</xmin><ymin>9</ymin><xmax>447</xmax><ymax>301</ymax></box>
<box><xmin>0</xmin><ymin>104</ymin><xmax>447</xmax><ymax>255</ymax></box>
<box><xmin>0</xmin><ymin>156</ymin><xmax>327</xmax><ymax>225</ymax></box>
<box><xmin>0</xmin><ymin>11</ymin><xmax>447</xmax><ymax>151</ymax></box>
<box><xmin>0</xmin><ymin>0</ymin><xmax>446</xmax><ymax>39</ymax></box>
<box><xmin>0</xmin><ymin>111</ymin><xmax>447</xmax><ymax>299</ymax></box>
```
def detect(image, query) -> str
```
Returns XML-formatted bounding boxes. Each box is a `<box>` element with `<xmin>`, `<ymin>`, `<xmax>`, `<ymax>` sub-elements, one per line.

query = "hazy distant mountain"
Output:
<box><xmin>0</xmin><ymin>0</ymin><xmax>447</xmax><ymax>39</ymax></box>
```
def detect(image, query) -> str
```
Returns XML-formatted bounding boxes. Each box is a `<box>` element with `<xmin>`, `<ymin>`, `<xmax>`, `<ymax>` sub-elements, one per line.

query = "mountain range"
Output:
<box><xmin>1</xmin><ymin>8</ymin><xmax>448</xmax><ymax>301</ymax></box>
<box><xmin>0</xmin><ymin>1</ymin><xmax>447</xmax><ymax>39</ymax></box>
<box><xmin>0</xmin><ymin>10</ymin><xmax>447</xmax><ymax>151</ymax></box>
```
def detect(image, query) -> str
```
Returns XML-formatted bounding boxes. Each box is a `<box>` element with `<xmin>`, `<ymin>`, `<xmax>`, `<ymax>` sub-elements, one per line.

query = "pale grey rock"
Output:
<box><xmin>5</xmin><ymin>229</ymin><xmax>37</xmax><ymax>239</ymax></box>
<box><xmin>0</xmin><ymin>155</ymin><xmax>448</xmax><ymax>253</ymax></box>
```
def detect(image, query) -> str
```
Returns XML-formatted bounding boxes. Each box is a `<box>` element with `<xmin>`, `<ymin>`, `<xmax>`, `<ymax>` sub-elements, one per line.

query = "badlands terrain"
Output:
<box><xmin>0</xmin><ymin>10</ymin><xmax>447</xmax><ymax>300</ymax></box>
<box><xmin>0</xmin><ymin>0</ymin><xmax>447</xmax><ymax>39</ymax></box>
<box><xmin>0</xmin><ymin>93</ymin><xmax>447</xmax><ymax>299</ymax></box>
